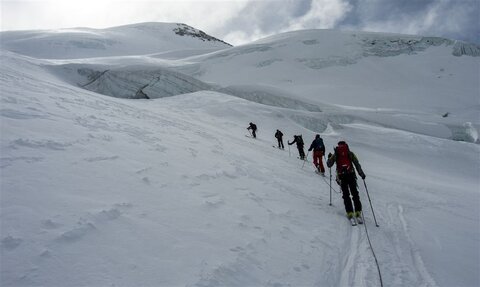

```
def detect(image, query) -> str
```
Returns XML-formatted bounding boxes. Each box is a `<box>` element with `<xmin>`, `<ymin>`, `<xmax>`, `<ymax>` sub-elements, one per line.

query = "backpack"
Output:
<box><xmin>317</xmin><ymin>138</ymin><xmax>325</xmax><ymax>150</ymax></box>
<box><xmin>335</xmin><ymin>142</ymin><xmax>353</xmax><ymax>175</ymax></box>
<box><xmin>252</xmin><ymin>124</ymin><xmax>257</xmax><ymax>131</ymax></box>
<box><xmin>298</xmin><ymin>135</ymin><xmax>304</xmax><ymax>145</ymax></box>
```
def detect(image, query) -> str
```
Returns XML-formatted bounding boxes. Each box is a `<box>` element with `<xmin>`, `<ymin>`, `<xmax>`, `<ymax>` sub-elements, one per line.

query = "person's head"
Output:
<box><xmin>249</xmin><ymin>122</ymin><xmax>253</xmax><ymax>125</ymax></box>
<box><xmin>315</xmin><ymin>134</ymin><xmax>320</xmax><ymax>139</ymax></box>
<box><xmin>338</xmin><ymin>140</ymin><xmax>347</xmax><ymax>147</ymax></box>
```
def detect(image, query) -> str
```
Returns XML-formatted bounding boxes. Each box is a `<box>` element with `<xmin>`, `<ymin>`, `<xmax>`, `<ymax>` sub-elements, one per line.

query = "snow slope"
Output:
<box><xmin>1</xmin><ymin>24</ymin><xmax>479</xmax><ymax>287</ymax></box>
<box><xmin>36</xmin><ymin>29</ymin><xmax>480</xmax><ymax>142</ymax></box>
<box><xmin>180</xmin><ymin>29</ymin><xmax>479</xmax><ymax>118</ymax></box>
<box><xmin>0</xmin><ymin>22</ymin><xmax>231</xmax><ymax>59</ymax></box>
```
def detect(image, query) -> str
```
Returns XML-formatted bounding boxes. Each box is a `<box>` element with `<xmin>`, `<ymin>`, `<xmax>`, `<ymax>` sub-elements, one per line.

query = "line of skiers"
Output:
<box><xmin>247</xmin><ymin>122</ymin><xmax>366</xmax><ymax>221</ymax></box>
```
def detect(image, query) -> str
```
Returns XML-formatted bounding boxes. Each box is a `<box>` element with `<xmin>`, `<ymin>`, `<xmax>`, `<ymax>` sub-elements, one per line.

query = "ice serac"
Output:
<box><xmin>452</xmin><ymin>41</ymin><xmax>480</xmax><ymax>57</ymax></box>
<box><xmin>361</xmin><ymin>35</ymin><xmax>480</xmax><ymax>57</ymax></box>
<box><xmin>78</xmin><ymin>67</ymin><xmax>213</xmax><ymax>99</ymax></box>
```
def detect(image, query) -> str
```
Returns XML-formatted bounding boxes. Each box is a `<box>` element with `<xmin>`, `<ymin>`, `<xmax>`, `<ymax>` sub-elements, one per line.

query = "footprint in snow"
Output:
<box><xmin>84</xmin><ymin>155</ymin><xmax>119</xmax><ymax>162</ymax></box>
<box><xmin>0</xmin><ymin>108</ymin><xmax>48</xmax><ymax>120</ymax></box>
<box><xmin>229</xmin><ymin>246</ymin><xmax>245</xmax><ymax>252</ymax></box>
<box><xmin>1</xmin><ymin>156</ymin><xmax>43</xmax><ymax>168</ymax></box>
<box><xmin>57</xmin><ymin>222</ymin><xmax>96</xmax><ymax>243</ymax></box>
<box><xmin>204</xmin><ymin>198</ymin><xmax>225</xmax><ymax>208</ymax></box>
<box><xmin>10</xmin><ymin>138</ymin><xmax>72</xmax><ymax>150</ymax></box>
<box><xmin>188</xmin><ymin>148</ymin><xmax>198</xmax><ymax>157</ymax></box>
<box><xmin>135</xmin><ymin>167</ymin><xmax>152</xmax><ymax>174</ymax></box>
<box><xmin>56</xmin><ymin>203</ymin><xmax>132</xmax><ymax>243</ymax></box>
<box><xmin>1</xmin><ymin>236</ymin><xmax>23</xmax><ymax>250</ymax></box>
<box><xmin>41</xmin><ymin>219</ymin><xmax>62</xmax><ymax>229</ymax></box>
<box><xmin>293</xmin><ymin>264</ymin><xmax>310</xmax><ymax>272</ymax></box>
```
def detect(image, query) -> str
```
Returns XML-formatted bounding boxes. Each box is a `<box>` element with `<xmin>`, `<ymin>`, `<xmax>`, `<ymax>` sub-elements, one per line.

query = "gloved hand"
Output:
<box><xmin>328</xmin><ymin>153</ymin><xmax>332</xmax><ymax>158</ymax></box>
<box><xmin>360</xmin><ymin>173</ymin><xmax>366</xmax><ymax>180</ymax></box>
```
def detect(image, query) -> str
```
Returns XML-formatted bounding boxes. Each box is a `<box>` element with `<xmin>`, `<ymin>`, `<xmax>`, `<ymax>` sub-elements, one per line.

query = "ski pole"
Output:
<box><xmin>329</xmin><ymin>167</ymin><xmax>332</xmax><ymax>206</ymax></box>
<box><xmin>324</xmin><ymin>153</ymin><xmax>333</xmax><ymax>205</ymax></box>
<box><xmin>363</xmin><ymin>179</ymin><xmax>379</xmax><ymax>227</ymax></box>
<box><xmin>301</xmin><ymin>150</ymin><xmax>310</xmax><ymax>168</ymax></box>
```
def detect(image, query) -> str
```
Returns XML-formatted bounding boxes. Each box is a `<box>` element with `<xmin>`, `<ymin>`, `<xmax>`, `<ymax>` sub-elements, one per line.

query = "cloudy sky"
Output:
<box><xmin>1</xmin><ymin>0</ymin><xmax>478</xmax><ymax>45</ymax></box>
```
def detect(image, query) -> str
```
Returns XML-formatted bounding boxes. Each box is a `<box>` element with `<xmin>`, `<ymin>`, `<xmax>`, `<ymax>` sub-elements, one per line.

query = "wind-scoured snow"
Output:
<box><xmin>1</xmin><ymin>23</ymin><xmax>479</xmax><ymax>287</ymax></box>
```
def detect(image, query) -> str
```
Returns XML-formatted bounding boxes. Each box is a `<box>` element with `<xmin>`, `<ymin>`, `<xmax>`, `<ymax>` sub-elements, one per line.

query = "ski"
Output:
<box><xmin>314</xmin><ymin>170</ymin><xmax>326</xmax><ymax>177</ymax></box>
<box><xmin>349</xmin><ymin>217</ymin><xmax>357</xmax><ymax>226</ymax></box>
<box><xmin>356</xmin><ymin>216</ymin><xmax>363</xmax><ymax>224</ymax></box>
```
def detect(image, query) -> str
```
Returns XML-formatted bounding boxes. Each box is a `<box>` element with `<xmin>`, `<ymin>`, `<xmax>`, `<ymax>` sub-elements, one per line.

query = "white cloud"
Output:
<box><xmin>338</xmin><ymin>0</ymin><xmax>479</xmax><ymax>43</ymax></box>
<box><xmin>1</xmin><ymin>0</ymin><xmax>478</xmax><ymax>45</ymax></box>
<box><xmin>0</xmin><ymin>0</ymin><xmax>248</xmax><ymax>32</ymax></box>
<box><xmin>213</xmin><ymin>0</ymin><xmax>353</xmax><ymax>45</ymax></box>
<box><xmin>288</xmin><ymin>0</ymin><xmax>352</xmax><ymax>31</ymax></box>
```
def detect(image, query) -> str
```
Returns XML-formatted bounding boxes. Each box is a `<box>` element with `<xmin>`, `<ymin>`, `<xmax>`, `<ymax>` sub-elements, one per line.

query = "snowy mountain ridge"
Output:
<box><xmin>0</xmin><ymin>22</ymin><xmax>231</xmax><ymax>59</ymax></box>
<box><xmin>1</xmin><ymin>22</ymin><xmax>479</xmax><ymax>287</ymax></box>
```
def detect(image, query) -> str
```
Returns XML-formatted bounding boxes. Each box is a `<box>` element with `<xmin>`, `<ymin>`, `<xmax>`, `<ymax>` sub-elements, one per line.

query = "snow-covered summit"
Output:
<box><xmin>0</xmin><ymin>22</ymin><xmax>231</xmax><ymax>59</ymax></box>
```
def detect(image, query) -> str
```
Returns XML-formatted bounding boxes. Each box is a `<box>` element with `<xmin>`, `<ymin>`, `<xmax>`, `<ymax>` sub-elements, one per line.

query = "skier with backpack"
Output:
<box><xmin>308</xmin><ymin>134</ymin><xmax>326</xmax><ymax>175</ymax></box>
<box><xmin>288</xmin><ymin>135</ymin><xmax>305</xmax><ymax>160</ymax></box>
<box><xmin>247</xmin><ymin>122</ymin><xmax>257</xmax><ymax>138</ymax></box>
<box><xmin>275</xmin><ymin>129</ymin><xmax>284</xmax><ymax>149</ymax></box>
<box><xmin>327</xmin><ymin>141</ymin><xmax>366</xmax><ymax>225</ymax></box>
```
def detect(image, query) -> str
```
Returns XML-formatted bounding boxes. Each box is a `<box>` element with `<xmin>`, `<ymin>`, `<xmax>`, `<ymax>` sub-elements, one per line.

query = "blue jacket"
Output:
<box><xmin>308</xmin><ymin>138</ymin><xmax>325</xmax><ymax>152</ymax></box>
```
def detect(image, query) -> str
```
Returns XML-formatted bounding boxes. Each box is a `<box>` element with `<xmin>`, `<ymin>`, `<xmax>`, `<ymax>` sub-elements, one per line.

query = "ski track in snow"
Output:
<box><xmin>382</xmin><ymin>204</ymin><xmax>438</xmax><ymax>287</ymax></box>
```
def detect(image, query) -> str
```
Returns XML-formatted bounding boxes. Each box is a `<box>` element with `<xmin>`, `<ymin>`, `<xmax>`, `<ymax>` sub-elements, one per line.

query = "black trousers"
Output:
<box><xmin>339</xmin><ymin>173</ymin><xmax>362</xmax><ymax>214</ymax></box>
<box><xmin>277</xmin><ymin>138</ymin><xmax>284</xmax><ymax>149</ymax></box>
<box><xmin>298</xmin><ymin>146</ymin><xmax>305</xmax><ymax>159</ymax></box>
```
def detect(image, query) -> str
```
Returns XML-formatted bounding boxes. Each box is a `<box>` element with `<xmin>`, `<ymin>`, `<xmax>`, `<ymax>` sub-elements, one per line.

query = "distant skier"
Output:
<box><xmin>327</xmin><ymin>141</ymin><xmax>366</xmax><ymax>223</ymax></box>
<box><xmin>247</xmin><ymin>122</ymin><xmax>257</xmax><ymax>138</ymax></box>
<box><xmin>275</xmin><ymin>129</ymin><xmax>284</xmax><ymax>149</ymax></box>
<box><xmin>308</xmin><ymin>134</ymin><xmax>325</xmax><ymax>174</ymax></box>
<box><xmin>288</xmin><ymin>135</ymin><xmax>305</xmax><ymax>160</ymax></box>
